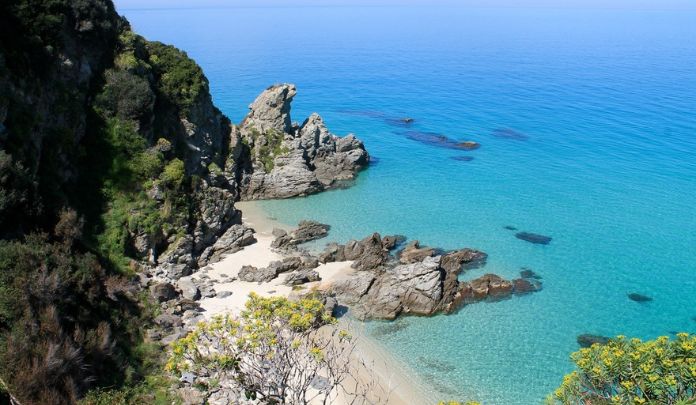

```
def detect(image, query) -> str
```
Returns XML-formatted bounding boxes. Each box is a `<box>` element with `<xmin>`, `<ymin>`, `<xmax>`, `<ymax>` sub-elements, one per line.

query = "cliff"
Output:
<box><xmin>0</xmin><ymin>1</ymin><xmax>367</xmax><ymax>403</ymax></box>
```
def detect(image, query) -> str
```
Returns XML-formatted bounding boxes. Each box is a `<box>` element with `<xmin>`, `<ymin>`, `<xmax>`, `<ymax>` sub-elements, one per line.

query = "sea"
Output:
<box><xmin>122</xmin><ymin>4</ymin><xmax>696</xmax><ymax>404</ymax></box>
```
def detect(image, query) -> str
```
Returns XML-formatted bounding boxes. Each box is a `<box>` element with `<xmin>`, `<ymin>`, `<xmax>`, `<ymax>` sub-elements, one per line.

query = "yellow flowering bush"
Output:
<box><xmin>166</xmin><ymin>293</ymin><xmax>360</xmax><ymax>404</ymax></box>
<box><xmin>551</xmin><ymin>333</ymin><xmax>696</xmax><ymax>404</ymax></box>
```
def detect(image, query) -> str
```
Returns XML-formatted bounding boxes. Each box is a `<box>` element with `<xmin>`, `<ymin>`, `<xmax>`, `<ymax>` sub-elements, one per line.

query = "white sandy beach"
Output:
<box><xmin>184</xmin><ymin>201</ymin><xmax>433</xmax><ymax>405</ymax></box>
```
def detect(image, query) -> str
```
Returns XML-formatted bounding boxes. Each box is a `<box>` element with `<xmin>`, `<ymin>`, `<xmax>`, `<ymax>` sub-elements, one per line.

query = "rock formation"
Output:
<box><xmin>229</xmin><ymin>84</ymin><xmax>370</xmax><ymax>200</ymax></box>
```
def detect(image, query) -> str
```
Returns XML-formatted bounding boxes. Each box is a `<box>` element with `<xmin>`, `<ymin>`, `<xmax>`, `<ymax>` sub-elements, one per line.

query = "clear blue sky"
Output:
<box><xmin>114</xmin><ymin>0</ymin><xmax>696</xmax><ymax>11</ymax></box>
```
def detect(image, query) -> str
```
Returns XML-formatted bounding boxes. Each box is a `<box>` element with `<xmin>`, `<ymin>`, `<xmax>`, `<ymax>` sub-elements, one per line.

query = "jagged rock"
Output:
<box><xmin>577</xmin><ymin>334</ymin><xmax>610</xmax><ymax>348</ymax></box>
<box><xmin>158</xmin><ymin>235</ymin><xmax>195</xmax><ymax>268</ymax></box>
<box><xmin>399</xmin><ymin>240</ymin><xmax>436</xmax><ymax>264</ymax></box>
<box><xmin>284</xmin><ymin>269</ymin><xmax>321</xmax><ymax>286</ymax></box>
<box><xmin>234</xmin><ymin>84</ymin><xmax>369</xmax><ymax>199</ymax></box>
<box><xmin>319</xmin><ymin>243</ymin><xmax>346</xmax><ymax>263</ymax></box>
<box><xmin>193</xmin><ymin>184</ymin><xmax>239</xmax><ymax>253</ymax></box>
<box><xmin>354</xmin><ymin>256</ymin><xmax>443</xmax><ymax>320</ymax></box>
<box><xmin>177</xmin><ymin>279</ymin><xmax>201</xmax><ymax>301</ymax></box>
<box><xmin>154</xmin><ymin>314</ymin><xmax>183</xmax><ymax>331</ymax></box>
<box><xmin>332</xmin><ymin>272</ymin><xmax>376</xmax><ymax>305</ymax></box>
<box><xmin>198</xmin><ymin>224</ymin><xmax>256</xmax><ymax>266</ymax></box>
<box><xmin>381</xmin><ymin>234</ymin><xmax>406</xmax><ymax>250</ymax></box>
<box><xmin>350</xmin><ymin>233</ymin><xmax>390</xmax><ymax>271</ymax></box>
<box><xmin>271</xmin><ymin>221</ymin><xmax>330</xmax><ymax>249</ymax></box>
<box><xmin>238</xmin><ymin>265</ymin><xmax>276</xmax><ymax>283</ymax></box>
<box><xmin>150</xmin><ymin>282</ymin><xmax>178</xmax><ymax>302</ymax></box>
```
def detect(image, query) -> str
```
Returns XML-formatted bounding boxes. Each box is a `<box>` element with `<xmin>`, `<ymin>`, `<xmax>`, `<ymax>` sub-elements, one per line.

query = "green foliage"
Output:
<box><xmin>160</xmin><ymin>158</ymin><xmax>185</xmax><ymax>188</ymax></box>
<box><xmin>0</xmin><ymin>234</ymin><xmax>145</xmax><ymax>405</ymax></box>
<box><xmin>249</xmin><ymin>127</ymin><xmax>289</xmax><ymax>172</ymax></box>
<box><xmin>95</xmin><ymin>69</ymin><xmax>154</xmax><ymax>122</ymax></box>
<box><xmin>80</xmin><ymin>375</ymin><xmax>178</xmax><ymax>405</ymax></box>
<box><xmin>551</xmin><ymin>334</ymin><xmax>696</xmax><ymax>405</ymax></box>
<box><xmin>146</xmin><ymin>41</ymin><xmax>208</xmax><ymax>113</ymax></box>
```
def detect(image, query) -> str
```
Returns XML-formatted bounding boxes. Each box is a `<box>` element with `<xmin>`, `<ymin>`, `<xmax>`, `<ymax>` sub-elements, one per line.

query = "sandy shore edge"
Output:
<box><xmin>187</xmin><ymin>201</ymin><xmax>433</xmax><ymax>405</ymax></box>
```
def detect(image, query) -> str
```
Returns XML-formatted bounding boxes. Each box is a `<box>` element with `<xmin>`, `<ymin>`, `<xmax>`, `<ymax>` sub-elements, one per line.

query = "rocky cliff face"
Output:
<box><xmin>229</xmin><ymin>84</ymin><xmax>369</xmax><ymax>199</ymax></box>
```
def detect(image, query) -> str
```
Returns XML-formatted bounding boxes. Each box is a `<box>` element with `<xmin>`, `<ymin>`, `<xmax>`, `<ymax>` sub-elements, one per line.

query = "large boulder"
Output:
<box><xmin>233</xmin><ymin>84</ymin><xmax>369</xmax><ymax>200</ymax></box>
<box><xmin>271</xmin><ymin>221</ymin><xmax>330</xmax><ymax>250</ymax></box>
<box><xmin>238</xmin><ymin>265</ymin><xmax>276</xmax><ymax>283</ymax></box>
<box><xmin>198</xmin><ymin>224</ymin><xmax>256</xmax><ymax>266</ymax></box>
<box><xmin>284</xmin><ymin>269</ymin><xmax>321</xmax><ymax>286</ymax></box>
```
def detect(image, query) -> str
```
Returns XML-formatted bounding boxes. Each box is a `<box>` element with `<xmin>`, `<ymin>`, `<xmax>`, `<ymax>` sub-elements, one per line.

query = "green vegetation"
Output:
<box><xmin>550</xmin><ymin>334</ymin><xmax>696</xmax><ymax>404</ymax></box>
<box><xmin>146</xmin><ymin>41</ymin><xmax>208</xmax><ymax>113</ymax></box>
<box><xmin>166</xmin><ymin>293</ymin><xmax>379</xmax><ymax>404</ymax></box>
<box><xmin>249</xmin><ymin>127</ymin><xmax>289</xmax><ymax>172</ymax></box>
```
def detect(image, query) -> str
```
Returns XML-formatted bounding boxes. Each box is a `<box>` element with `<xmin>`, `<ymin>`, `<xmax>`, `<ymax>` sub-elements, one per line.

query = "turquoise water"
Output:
<box><xmin>123</xmin><ymin>5</ymin><xmax>696</xmax><ymax>404</ymax></box>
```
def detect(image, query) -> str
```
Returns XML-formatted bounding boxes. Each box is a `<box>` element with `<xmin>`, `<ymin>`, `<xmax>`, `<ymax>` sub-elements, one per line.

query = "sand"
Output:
<box><xmin>192</xmin><ymin>201</ymin><xmax>432</xmax><ymax>405</ymax></box>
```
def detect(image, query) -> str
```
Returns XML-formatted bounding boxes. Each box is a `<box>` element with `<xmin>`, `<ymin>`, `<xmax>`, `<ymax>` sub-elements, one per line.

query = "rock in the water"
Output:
<box><xmin>520</xmin><ymin>268</ymin><xmax>542</xmax><ymax>279</ymax></box>
<box><xmin>234</xmin><ymin>84</ymin><xmax>369</xmax><ymax>199</ymax></box>
<box><xmin>177</xmin><ymin>279</ymin><xmax>201</xmax><ymax>301</ymax></box>
<box><xmin>577</xmin><ymin>334</ymin><xmax>610</xmax><ymax>348</ymax></box>
<box><xmin>350</xmin><ymin>233</ymin><xmax>390</xmax><ymax>271</ymax></box>
<box><xmin>503</xmin><ymin>225</ymin><xmax>517</xmax><ymax>231</ymax></box>
<box><xmin>150</xmin><ymin>282</ymin><xmax>178</xmax><ymax>302</ymax></box>
<box><xmin>492</xmin><ymin>128</ymin><xmax>529</xmax><ymax>141</ymax></box>
<box><xmin>399</xmin><ymin>240</ymin><xmax>436</xmax><ymax>264</ymax></box>
<box><xmin>628</xmin><ymin>293</ymin><xmax>653</xmax><ymax>302</ymax></box>
<box><xmin>515</xmin><ymin>232</ymin><xmax>552</xmax><ymax>245</ymax></box>
<box><xmin>512</xmin><ymin>278</ymin><xmax>542</xmax><ymax>294</ymax></box>
<box><xmin>456</xmin><ymin>141</ymin><xmax>480</xmax><ymax>150</ymax></box>
<box><xmin>451</xmin><ymin>156</ymin><xmax>474</xmax><ymax>162</ymax></box>
<box><xmin>284</xmin><ymin>269</ymin><xmax>321</xmax><ymax>286</ymax></box>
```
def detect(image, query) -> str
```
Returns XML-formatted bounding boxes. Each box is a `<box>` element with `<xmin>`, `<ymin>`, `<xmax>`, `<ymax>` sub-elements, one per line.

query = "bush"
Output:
<box><xmin>550</xmin><ymin>334</ymin><xmax>696</xmax><ymax>404</ymax></box>
<box><xmin>145</xmin><ymin>41</ymin><xmax>208</xmax><ymax>112</ymax></box>
<box><xmin>160</xmin><ymin>158</ymin><xmax>185</xmax><ymax>189</ymax></box>
<box><xmin>167</xmin><ymin>293</ymin><xmax>385</xmax><ymax>404</ymax></box>
<box><xmin>95</xmin><ymin>69</ymin><xmax>154</xmax><ymax>122</ymax></box>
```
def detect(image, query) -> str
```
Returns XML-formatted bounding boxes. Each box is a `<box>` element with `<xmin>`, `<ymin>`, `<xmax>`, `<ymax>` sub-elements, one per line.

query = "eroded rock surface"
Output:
<box><xmin>231</xmin><ymin>84</ymin><xmax>369</xmax><ymax>200</ymax></box>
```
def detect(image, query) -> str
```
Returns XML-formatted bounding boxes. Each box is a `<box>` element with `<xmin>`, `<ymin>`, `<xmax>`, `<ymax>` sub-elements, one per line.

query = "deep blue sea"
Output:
<box><xmin>122</xmin><ymin>5</ymin><xmax>696</xmax><ymax>404</ymax></box>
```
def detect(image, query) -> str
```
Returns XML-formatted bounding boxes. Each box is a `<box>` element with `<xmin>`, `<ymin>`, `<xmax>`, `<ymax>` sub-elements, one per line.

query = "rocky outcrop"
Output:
<box><xmin>284</xmin><ymin>269</ymin><xmax>321</xmax><ymax>286</ymax></box>
<box><xmin>271</xmin><ymin>220</ymin><xmax>330</xmax><ymax>250</ymax></box>
<box><xmin>230</xmin><ymin>84</ymin><xmax>369</xmax><ymax>200</ymax></box>
<box><xmin>197</xmin><ymin>224</ymin><xmax>256</xmax><ymax>266</ymax></box>
<box><xmin>326</xmin><ymin>233</ymin><xmax>507</xmax><ymax>320</ymax></box>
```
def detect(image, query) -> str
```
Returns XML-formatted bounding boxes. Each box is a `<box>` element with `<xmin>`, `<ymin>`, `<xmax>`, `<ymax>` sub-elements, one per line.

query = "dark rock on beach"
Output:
<box><xmin>515</xmin><ymin>232</ymin><xmax>552</xmax><ymax>245</ymax></box>
<box><xmin>271</xmin><ymin>220</ymin><xmax>330</xmax><ymax>250</ymax></box>
<box><xmin>628</xmin><ymin>293</ymin><xmax>653</xmax><ymax>302</ymax></box>
<box><xmin>284</xmin><ymin>269</ymin><xmax>321</xmax><ymax>286</ymax></box>
<box><xmin>577</xmin><ymin>334</ymin><xmax>610</xmax><ymax>348</ymax></box>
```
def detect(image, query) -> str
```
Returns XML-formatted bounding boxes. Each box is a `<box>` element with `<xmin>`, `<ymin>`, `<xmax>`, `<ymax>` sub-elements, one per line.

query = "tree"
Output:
<box><xmin>166</xmin><ymin>293</ymin><xmax>389</xmax><ymax>404</ymax></box>
<box><xmin>550</xmin><ymin>334</ymin><xmax>696</xmax><ymax>405</ymax></box>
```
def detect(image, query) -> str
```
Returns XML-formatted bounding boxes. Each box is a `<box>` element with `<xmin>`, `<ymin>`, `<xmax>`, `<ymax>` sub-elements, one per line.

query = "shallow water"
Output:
<box><xmin>123</xmin><ymin>5</ymin><xmax>696</xmax><ymax>403</ymax></box>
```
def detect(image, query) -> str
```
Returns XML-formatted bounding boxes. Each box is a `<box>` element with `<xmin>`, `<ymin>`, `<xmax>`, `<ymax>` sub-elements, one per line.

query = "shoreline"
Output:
<box><xmin>193</xmin><ymin>200</ymin><xmax>434</xmax><ymax>405</ymax></box>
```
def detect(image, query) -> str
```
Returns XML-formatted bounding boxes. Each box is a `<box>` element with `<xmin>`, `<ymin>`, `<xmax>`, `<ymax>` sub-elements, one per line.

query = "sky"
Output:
<box><xmin>114</xmin><ymin>0</ymin><xmax>696</xmax><ymax>11</ymax></box>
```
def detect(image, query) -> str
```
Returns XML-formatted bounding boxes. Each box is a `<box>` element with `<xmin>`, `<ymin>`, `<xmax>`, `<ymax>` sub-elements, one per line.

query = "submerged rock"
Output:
<box><xmin>503</xmin><ymin>225</ymin><xmax>517</xmax><ymax>231</ymax></box>
<box><xmin>515</xmin><ymin>232</ymin><xmax>552</xmax><ymax>245</ymax></box>
<box><xmin>577</xmin><ymin>334</ymin><xmax>610</xmax><ymax>348</ymax></box>
<box><xmin>520</xmin><ymin>268</ymin><xmax>542</xmax><ymax>279</ymax></box>
<box><xmin>450</xmin><ymin>156</ymin><xmax>474</xmax><ymax>162</ymax></box>
<box><xmin>492</xmin><ymin>128</ymin><xmax>530</xmax><ymax>141</ymax></box>
<box><xmin>402</xmin><ymin>130</ymin><xmax>481</xmax><ymax>151</ymax></box>
<box><xmin>628</xmin><ymin>293</ymin><xmax>653</xmax><ymax>302</ymax></box>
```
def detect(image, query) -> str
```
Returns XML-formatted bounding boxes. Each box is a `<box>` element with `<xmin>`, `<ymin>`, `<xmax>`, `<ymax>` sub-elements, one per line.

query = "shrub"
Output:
<box><xmin>550</xmin><ymin>334</ymin><xmax>696</xmax><ymax>404</ymax></box>
<box><xmin>95</xmin><ymin>69</ymin><xmax>154</xmax><ymax>122</ymax></box>
<box><xmin>167</xmin><ymin>293</ymin><xmax>385</xmax><ymax>404</ymax></box>
<box><xmin>145</xmin><ymin>41</ymin><xmax>207</xmax><ymax>113</ymax></box>
<box><xmin>160</xmin><ymin>158</ymin><xmax>185</xmax><ymax>189</ymax></box>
